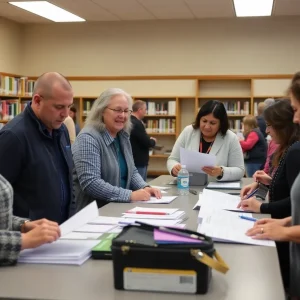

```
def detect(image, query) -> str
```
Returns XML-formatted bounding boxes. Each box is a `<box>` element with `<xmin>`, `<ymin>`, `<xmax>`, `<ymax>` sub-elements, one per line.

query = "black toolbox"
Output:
<box><xmin>111</xmin><ymin>225</ymin><xmax>229</xmax><ymax>294</ymax></box>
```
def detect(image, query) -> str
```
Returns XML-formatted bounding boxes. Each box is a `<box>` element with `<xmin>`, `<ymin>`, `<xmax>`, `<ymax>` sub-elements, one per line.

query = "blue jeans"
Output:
<box><xmin>136</xmin><ymin>166</ymin><xmax>148</xmax><ymax>181</ymax></box>
<box><xmin>245</xmin><ymin>163</ymin><xmax>262</xmax><ymax>177</ymax></box>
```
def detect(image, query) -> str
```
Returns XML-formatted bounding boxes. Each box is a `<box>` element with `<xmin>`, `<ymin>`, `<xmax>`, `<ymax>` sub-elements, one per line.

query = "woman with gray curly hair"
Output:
<box><xmin>72</xmin><ymin>88</ymin><xmax>161</xmax><ymax>211</ymax></box>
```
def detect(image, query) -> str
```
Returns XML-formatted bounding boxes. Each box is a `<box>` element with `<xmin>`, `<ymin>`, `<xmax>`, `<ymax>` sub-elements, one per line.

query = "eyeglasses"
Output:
<box><xmin>107</xmin><ymin>107</ymin><xmax>133</xmax><ymax>115</ymax></box>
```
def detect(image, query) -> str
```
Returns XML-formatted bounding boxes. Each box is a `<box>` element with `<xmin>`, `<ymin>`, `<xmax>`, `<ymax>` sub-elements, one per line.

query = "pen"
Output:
<box><xmin>135</xmin><ymin>221</ymin><xmax>205</xmax><ymax>241</ymax></box>
<box><xmin>126</xmin><ymin>211</ymin><xmax>169</xmax><ymax>215</ymax></box>
<box><xmin>189</xmin><ymin>189</ymin><xmax>197</xmax><ymax>195</ymax></box>
<box><xmin>245</xmin><ymin>188</ymin><xmax>259</xmax><ymax>199</ymax></box>
<box><xmin>239</xmin><ymin>215</ymin><xmax>257</xmax><ymax>222</ymax></box>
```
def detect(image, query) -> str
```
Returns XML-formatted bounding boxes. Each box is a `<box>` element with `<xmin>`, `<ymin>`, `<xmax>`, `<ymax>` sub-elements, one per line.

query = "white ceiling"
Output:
<box><xmin>0</xmin><ymin>0</ymin><xmax>299</xmax><ymax>24</ymax></box>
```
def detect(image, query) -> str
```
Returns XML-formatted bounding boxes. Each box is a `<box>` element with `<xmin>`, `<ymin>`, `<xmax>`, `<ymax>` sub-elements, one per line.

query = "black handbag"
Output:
<box><xmin>111</xmin><ymin>224</ymin><xmax>229</xmax><ymax>294</ymax></box>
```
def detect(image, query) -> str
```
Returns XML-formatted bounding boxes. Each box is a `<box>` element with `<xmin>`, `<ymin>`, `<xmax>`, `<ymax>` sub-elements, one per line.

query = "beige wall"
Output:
<box><xmin>0</xmin><ymin>17</ymin><xmax>22</xmax><ymax>74</ymax></box>
<box><xmin>21</xmin><ymin>17</ymin><xmax>300</xmax><ymax>77</ymax></box>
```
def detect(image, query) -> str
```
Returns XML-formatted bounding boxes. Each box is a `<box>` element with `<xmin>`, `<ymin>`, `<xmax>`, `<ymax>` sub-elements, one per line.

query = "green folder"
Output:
<box><xmin>91</xmin><ymin>233</ymin><xmax>118</xmax><ymax>259</ymax></box>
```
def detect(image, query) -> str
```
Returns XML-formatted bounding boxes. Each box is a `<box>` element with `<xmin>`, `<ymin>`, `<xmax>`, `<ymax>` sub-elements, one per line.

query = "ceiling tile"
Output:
<box><xmin>184</xmin><ymin>0</ymin><xmax>235</xmax><ymax>18</ymax></box>
<box><xmin>137</xmin><ymin>0</ymin><xmax>194</xmax><ymax>19</ymax></box>
<box><xmin>91</xmin><ymin>0</ymin><xmax>155</xmax><ymax>20</ymax></box>
<box><xmin>273</xmin><ymin>0</ymin><xmax>300</xmax><ymax>16</ymax></box>
<box><xmin>51</xmin><ymin>0</ymin><xmax>119</xmax><ymax>21</ymax></box>
<box><xmin>0</xmin><ymin>2</ymin><xmax>51</xmax><ymax>23</ymax></box>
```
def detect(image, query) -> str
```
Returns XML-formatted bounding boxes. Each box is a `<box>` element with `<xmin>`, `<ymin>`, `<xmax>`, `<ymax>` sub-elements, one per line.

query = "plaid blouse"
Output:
<box><xmin>0</xmin><ymin>174</ymin><xmax>27</xmax><ymax>266</ymax></box>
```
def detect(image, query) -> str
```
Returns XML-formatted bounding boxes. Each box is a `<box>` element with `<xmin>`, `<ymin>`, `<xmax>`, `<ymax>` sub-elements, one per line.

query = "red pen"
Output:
<box><xmin>126</xmin><ymin>211</ymin><xmax>169</xmax><ymax>215</ymax></box>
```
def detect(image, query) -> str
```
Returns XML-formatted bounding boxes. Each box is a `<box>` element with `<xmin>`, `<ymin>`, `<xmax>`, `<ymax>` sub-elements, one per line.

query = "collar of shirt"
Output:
<box><xmin>26</xmin><ymin>102</ymin><xmax>64</xmax><ymax>138</ymax></box>
<box><xmin>102</xmin><ymin>129</ymin><xmax>129</xmax><ymax>146</ymax></box>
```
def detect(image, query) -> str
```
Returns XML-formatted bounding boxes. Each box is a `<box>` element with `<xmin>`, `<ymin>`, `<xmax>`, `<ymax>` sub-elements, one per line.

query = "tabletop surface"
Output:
<box><xmin>0</xmin><ymin>176</ymin><xmax>285</xmax><ymax>300</ymax></box>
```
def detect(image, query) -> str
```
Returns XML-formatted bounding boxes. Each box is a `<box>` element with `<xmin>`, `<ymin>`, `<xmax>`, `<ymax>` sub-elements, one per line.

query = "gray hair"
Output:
<box><xmin>85</xmin><ymin>88</ymin><xmax>133</xmax><ymax>133</ymax></box>
<box><xmin>264</xmin><ymin>98</ymin><xmax>275</xmax><ymax>108</ymax></box>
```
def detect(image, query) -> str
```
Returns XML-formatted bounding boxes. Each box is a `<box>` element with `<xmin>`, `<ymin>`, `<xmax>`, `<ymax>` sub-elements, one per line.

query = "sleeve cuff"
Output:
<box><xmin>12</xmin><ymin>217</ymin><xmax>30</xmax><ymax>232</ymax></box>
<box><xmin>260</xmin><ymin>203</ymin><xmax>269</xmax><ymax>214</ymax></box>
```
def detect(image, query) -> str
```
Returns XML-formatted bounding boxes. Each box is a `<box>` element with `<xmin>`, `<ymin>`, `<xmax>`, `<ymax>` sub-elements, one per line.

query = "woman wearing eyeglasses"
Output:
<box><xmin>72</xmin><ymin>88</ymin><xmax>161</xmax><ymax>212</ymax></box>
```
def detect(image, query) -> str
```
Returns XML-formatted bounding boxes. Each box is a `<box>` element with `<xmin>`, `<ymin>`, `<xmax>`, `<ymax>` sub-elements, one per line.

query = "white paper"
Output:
<box><xmin>136</xmin><ymin>196</ymin><xmax>177</xmax><ymax>204</ymax></box>
<box><xmin>119</xmin><ymin>219</ymin><xmax>183</xmax><ymax>226</ymax></box>
<box><xmin>108</xmin><ymin>227</ymin><xmax>123</xmax><ymax>234</ymax></box>
<box><xmin>18</xmin><ymin>240</ymin><xmax>99</xmax><ymax>265</ymax></box>
<box><xmin>60</xmin><ymin>232</ymin><xmax>103</xmax><ymax>240</ymax></box>
<box><xmin>151</xmin><ymin>186</ymin><xmax>171</xmax><ymax>190</ymax></box>
<box><xmin>198</xmin><ymin>189</ymin><xmax>243</xmax><ymax>218</ymax></box>
<box><xmin>88</xmin><ymin>216</ymin><xmax>123</xmax><ymax>225</ymax></box>
<box><xmin>180</xmin><ymin>147</ymin><xmax>216</xmax><ymax>173</ymax></box>
<box><xmin>206</xmin><ymin>181</ymin><xmax>241</xmax><ymax>189</ymax></box>
<box><xmin>122</xmin><ymin>211</ymin><xmax>185</xmax><ymax>220</ymax></box>
<box><xmin>193</xmin><ymin>192</ymin><xmax>203</xmax><ymax>210</ymax></box>
<box><xmin>198</xmin><ymin>210</ymin><xmax>275</xmax><ymax>247</ymax></box>
<box><xmin>125</xmin><ymin>207</ymin><xmax>178</xmax><ymax>214</ymax></box>
<box><xmin>60</xmin><ymin>201</ymin><xmax>99</xmax><ymax>236</ymax></box>
<box><xmin>75</xmin><ymin>224</ymin><xmax>117</xmax><ymax>233</ymax></box>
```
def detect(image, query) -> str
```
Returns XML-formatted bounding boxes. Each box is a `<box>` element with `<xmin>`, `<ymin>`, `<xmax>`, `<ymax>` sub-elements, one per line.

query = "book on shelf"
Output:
<box><xmin>0</xmin><ymin>75</ymin><xmax>34</xmax><ymax>96</ymax></box>
<box><xmin>145</xmin><ymin>119</ymin><xmax>175</xmax><ymax>133</ymax></box>
<box><xmin>83</xmin><ymin>100</ymin><xmax>95</xmax><ymax>116</ymax></box>
<box><xmin>146</xmin><ymin>101</ymin><xmax>176</xmax><ymax>115</ymax></box>
<box><xmin>0</xmin><ymin>99</ymin><xmax>20</xmax><ymax>120</ymax></box>
<box><xmin>223</xmin><ymin>101</ymin><xmax>249</xmax><ymax>115</ymax></box>
<box><xmin>229</xmin><ymin>119</ymin><xmax>242</xmax><ymax>132</ymax></box>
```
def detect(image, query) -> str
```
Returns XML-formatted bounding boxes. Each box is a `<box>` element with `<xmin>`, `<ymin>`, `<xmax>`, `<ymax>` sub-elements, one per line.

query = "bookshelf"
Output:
<box><xmin>1</xmin><ymin>72</ymin><xmax>293</xmax><ymax>175</ymax></box>
<box><xmin>197</xmin><ymin>79</ymin><xmax>252</xmax><ymax>132</ymax></box>
<box><xmin>0</xmin><ymin>73</ymin><xmax>33</xmax><ymax>124</ymax></box>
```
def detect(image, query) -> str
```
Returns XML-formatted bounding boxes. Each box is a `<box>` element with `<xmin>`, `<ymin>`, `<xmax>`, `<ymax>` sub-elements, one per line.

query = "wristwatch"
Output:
<box><xmin>20</xmin><ymin>220</ymin><xmax>30</xmax><ymax>233</ymax></box>
<box><xmin>217</xmin><ymin>167</ymin><xmax>224</xmax><ymax>180</ymax></box>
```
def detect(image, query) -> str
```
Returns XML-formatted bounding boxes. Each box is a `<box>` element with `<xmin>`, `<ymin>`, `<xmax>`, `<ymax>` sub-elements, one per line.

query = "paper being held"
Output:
<box><xmin>180</xmin><ymin>147</ymin><xmax>216</xmax><ymax>173</ymax></box>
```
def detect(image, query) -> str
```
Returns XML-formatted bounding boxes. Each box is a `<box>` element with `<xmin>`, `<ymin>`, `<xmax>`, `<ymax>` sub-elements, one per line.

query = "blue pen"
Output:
<box><xmin>239</xmin><ymin>215</ymin><xmax>257</xmax><ymax>222</ymax></box>
<box><xmin>245</xmin><ymin>188</ymin><xmax>259</xmax><ymax>199</ymax></box>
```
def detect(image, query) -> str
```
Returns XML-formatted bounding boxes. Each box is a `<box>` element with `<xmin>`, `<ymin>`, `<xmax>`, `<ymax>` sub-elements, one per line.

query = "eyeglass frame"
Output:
<box><xmin>106</xmin><ymin>107</ymin><xmax>133</xmax><ymax>115</ymax></box>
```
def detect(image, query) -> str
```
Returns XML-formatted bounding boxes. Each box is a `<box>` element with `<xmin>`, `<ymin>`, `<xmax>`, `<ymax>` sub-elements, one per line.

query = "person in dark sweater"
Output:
<box><xmin>130</xmin><ymin>100</ymin><xmax>156</xmax><ymax>181</ymax></box>
<box><xmin>239</xmin><ymin>99</ymin><xmax>300</xmax><ymax>291</ymax></box>
<box><xmin>246</xmin><ymin>74</ymin><xmax>300</xmax><ymax>299</ymax></box>
<box><xmin>240</xmin><ymin>115</ymin><xmax>267</xmax><ymax>177</ymax></box>
<box><xmin>0</xmin><ymin>72</ymin><xmax>75</xmax><ymax>224</ymax></box>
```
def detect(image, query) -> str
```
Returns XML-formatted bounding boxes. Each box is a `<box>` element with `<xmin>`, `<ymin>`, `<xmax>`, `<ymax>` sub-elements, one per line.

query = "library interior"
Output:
<box><xmin>0</xmin><ymin>1</ymin><xmax>300</xmax><ymax>300</ymax></box>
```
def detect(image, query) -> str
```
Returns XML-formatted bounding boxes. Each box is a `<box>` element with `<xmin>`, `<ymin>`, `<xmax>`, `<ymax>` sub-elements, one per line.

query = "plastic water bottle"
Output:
<box><xmin>177</xmin><ymin>165</ymin><xmax>189</xmax><ymax>196</ymax></box>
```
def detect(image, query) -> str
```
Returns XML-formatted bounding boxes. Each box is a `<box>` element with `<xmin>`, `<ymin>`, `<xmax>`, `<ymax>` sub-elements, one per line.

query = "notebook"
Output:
<box><xmin>154</xmin><ymin>229</ymin><xmax>203</xmax><ymax>244</ymax></box>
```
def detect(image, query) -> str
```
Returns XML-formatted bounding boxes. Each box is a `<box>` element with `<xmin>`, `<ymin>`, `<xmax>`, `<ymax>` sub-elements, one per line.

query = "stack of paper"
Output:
<box><xmin>198</xmin><ymin>189</ymin><xmax>242</xmax><ymax>220</ymax></box>
<box><xmin>19</xmin><ymin>201</ymin><xmax>101</xmax><ymax>265</ymax></box>
<box><xmin>19</xmin><ymin>240</ymin><xmax>100</xmax><ymax>265</ymax></box>
<box><xmin>122</xmin><ymin>207</ymin><xmax>185</xmax><ymax>220</ymax></box>
<box><xmin>118</xmin><ymin>219</ymin><xmax>184</xmax><ymax>227</ymax></box>
<box><xmin>197</xmin><ymin>209</ymin><xmax>275</xmax><ymax>247</ymax></box>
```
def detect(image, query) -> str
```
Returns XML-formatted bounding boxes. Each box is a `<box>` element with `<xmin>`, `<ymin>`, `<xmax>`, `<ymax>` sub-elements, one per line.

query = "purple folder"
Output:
<box><xmin>154</xmin><ymin>229</ymin><xmax>202</xmax><ymax>244</ymax></box>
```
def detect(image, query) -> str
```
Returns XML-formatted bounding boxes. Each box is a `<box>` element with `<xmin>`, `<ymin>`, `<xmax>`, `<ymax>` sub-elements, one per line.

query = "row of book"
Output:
<box><xmin>0</xmin><ymin>100</ymin><xmax>30</xmax><ymax>121</ymax></box>
<box><xmin>223</xmin><ymin>101</ymin><xmax>250</xmax><ymax>115</ymax></box>
<box><xmin>146</xmin><ymin>101</ymin><xmax>176</xmax><ymax>115</ymax></box>
<box><xmin>145</xmin><ymin>119</ymin><xmax>176</xmax><ymax>134</ymax></box>
<box><xmin>0</xmin><ymin>76</ymin><xmax>35</xmax><ymax>96</ymax></box>
<box><xmin>229</xmin><ymin>119</ymin><xmax>242</xmax><ymax>131</ymax></box>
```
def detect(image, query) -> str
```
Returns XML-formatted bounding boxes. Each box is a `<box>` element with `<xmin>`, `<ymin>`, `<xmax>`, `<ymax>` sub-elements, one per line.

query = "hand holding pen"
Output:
<box><xmin>253</xmin><ymin>170</ymin><xmax>272</xmax><ymax>186</ymax></box>
<box><xmin>237</xmin><ymin>188</ymin><xmax>262</xmax><ymax>212</ymax></box>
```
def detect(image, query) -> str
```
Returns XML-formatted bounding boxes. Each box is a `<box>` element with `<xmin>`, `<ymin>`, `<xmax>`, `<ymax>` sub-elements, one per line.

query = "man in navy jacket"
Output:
<box><xmin>130</xmin><ymin>100</ymin><xmax>156</xmax><ymax>180</ymax></box>
<box><xmin>0</xmin><ymin>72</ymin><xmax>75</xmax><ymax>224</ymax></box>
